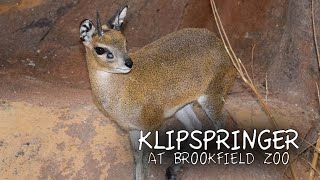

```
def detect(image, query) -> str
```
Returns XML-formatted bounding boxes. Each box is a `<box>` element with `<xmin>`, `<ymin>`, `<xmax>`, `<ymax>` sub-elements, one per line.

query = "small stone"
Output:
<box><xmin>15</xmin><ymin>150</ymin><xmax>25</xmax><ymax>157</ymax></box>
<box><xmin>25</xmin><ymin>59</ymin><xmax>35</xmax><ymax>67</ymax></box>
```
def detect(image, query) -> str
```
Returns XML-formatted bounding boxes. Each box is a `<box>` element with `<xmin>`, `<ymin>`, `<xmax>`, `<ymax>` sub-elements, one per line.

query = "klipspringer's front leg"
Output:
<box><xmin>165</xmin><ymin>103</ymin><xmax>203</xmax><ymax>180</ymax></box>
<box><xmin>129</xmin><ymin>130</ymin><xmax>150</xmax><ymax>180</ymax></box>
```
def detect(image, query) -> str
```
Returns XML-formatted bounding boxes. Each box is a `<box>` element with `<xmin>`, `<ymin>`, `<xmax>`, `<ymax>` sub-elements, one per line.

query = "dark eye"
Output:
<box><xmin>107</xmin><ymin>52</ymin><xmax>114</xmax><ymax>59</ymax></box>
<box><xmin>94</xmin><ymin>47</ymin><xmax>105</xmax><ymax>55</ymax></box>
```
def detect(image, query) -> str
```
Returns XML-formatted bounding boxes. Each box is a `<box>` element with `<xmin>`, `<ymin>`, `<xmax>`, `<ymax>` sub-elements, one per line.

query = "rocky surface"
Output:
<box><xmin>1</xmin><ymin>76</ymin><xmax>315</xmax><ymax>179</ymax></box>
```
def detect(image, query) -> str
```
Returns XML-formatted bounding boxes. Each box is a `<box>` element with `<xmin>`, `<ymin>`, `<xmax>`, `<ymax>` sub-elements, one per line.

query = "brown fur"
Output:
<box><xmin>84</xmin><ymin>28</ymin><xmax>236</xmax><ymax>131</ymax></box>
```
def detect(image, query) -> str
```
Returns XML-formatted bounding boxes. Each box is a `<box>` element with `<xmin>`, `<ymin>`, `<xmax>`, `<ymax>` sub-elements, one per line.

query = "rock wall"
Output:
<box><xmin>0</xmin><ymin>0</ymin><xmax>319</xmax><ymax>108</ymax></box>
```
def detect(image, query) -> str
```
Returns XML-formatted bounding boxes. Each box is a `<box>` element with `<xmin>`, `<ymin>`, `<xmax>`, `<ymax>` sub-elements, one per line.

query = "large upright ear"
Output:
<box><xmin>108</xmin><ymin>6</ymin><xmax>128</xmax><ymax>31</ymax></box>
<box><xmin>80</xmin><ymin>19</ymin><xmax>95</xmax><ymax>46</ymax></box>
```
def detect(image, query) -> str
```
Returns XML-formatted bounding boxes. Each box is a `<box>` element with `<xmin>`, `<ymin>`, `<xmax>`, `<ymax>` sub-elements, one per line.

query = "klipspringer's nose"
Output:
<box><xmin>125</xmin><ymin>58</ymin><xmax>133</xmax><ymax>68</ymax></box>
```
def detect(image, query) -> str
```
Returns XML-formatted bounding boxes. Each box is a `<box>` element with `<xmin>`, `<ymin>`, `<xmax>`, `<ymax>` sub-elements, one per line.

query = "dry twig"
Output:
<box><xmin>282</xmin><ymin>138</ymin><xmax>318</xmax><ymax>177</ymax></box>
<box><xmin>316</xmin><ymin>82</ymin><xmax>320</xmax><ymax>106</ymax></box>
<box><xmin>208</xmin><ymin>0</ymin><xmax>300</xmax><ymax>178</ymax></box>
<box><xmin>312</xmin><ymin>0</ymin><xmax>320</xmax><ymax>71</ymax></box>
<box><xmin>303</xmin><ymin>157</ymin><xmax>320</xmax><ymax>177</ymax></box>
<box><xmin>209</xmin><ymin>0</ymin><xmax>278</xmax><ymax>129</ymax></box>
<box><xmin>251</xmin><ymin>44</ymin><xmax>256</xmax><ymax>85</ymax></box>
<box><xmin>309</xmin><ymin>137</ymin><xmax>320</xmax><ymax>180</ymax></box>
<box><xmin>290</xmin><ymin>163</ymin><xmax>298</xmax><ymax>180</ymax></box>
<box><xmin>309</xmin><ymin>136</ymin><xmax>320</xmax><ymax>180</ymax></box>
<box><xmin>309</xmin><ymin>83</ymin><xmax>320</xmax><ymax>180</ymax></box>
<box><xmin>265</xmin><ymin>73</ymin><xmax>268</xmax><ymax>104</ymax></box>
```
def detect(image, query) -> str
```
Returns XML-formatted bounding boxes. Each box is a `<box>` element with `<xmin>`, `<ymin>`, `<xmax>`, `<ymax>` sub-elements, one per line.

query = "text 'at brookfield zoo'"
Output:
<box><xmin>138</xmin><ymin>129</ymin><xmax>299</xmax><ymax>165</ymax></box>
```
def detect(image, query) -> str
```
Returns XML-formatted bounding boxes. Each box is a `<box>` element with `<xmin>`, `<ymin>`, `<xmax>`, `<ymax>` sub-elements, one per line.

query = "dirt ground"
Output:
<box><xmin>1</xmin><ymin>0</ymin><xmax>320</xmax><ymax>179</ymax></box>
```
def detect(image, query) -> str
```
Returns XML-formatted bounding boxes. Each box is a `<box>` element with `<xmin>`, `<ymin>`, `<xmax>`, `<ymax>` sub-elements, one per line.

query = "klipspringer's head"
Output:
<box><xmin>80</xmin><ymin>6</ymin><xmax>133</xmax><ymax>74</ymax></box>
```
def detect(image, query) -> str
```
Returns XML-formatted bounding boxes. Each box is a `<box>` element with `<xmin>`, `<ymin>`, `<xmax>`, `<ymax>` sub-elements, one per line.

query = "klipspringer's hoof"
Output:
<box><xmin>165</xmin><ymin>167</ymin><xmax>177</xmax><ymax>180</ymax></box>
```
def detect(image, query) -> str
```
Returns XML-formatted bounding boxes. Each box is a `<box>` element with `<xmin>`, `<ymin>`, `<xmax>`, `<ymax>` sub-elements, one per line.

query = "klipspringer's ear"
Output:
<box><xmin>80</xmin><ymin>19</ymin><xmax>95</xmax><ymax>46</ymax></box>
<box><xmin>108</xmin><ymin>6</ymin><xmax>128</xmax><ymax>31</ymax></box>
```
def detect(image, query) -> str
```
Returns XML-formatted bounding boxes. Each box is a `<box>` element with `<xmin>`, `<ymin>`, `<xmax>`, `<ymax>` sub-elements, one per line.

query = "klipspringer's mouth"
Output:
<box><xmin>116</xmin><ymin>68</ymin><xmax>131</xmax><ymax>73</ymax></box>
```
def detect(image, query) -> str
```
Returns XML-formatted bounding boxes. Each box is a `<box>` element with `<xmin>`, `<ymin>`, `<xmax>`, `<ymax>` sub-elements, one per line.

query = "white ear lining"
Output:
<box><xmin>112</xmin><ymin>6</ymin><xmax>128</xmax><ymax>28</ymax></box>
<box><xmin>113</xmin><ymin>16</ymin><xmax>119</xmax><ymax>27</ymax></box>
<box><xmin>80</xmin><ymin>19</ymin><xmax>95</xmax><ymax>45</ymax></box>
<box><xmin>118</xmin><ymin>7</ymin><xmax>127</xmax><ymax>24</ymax></box>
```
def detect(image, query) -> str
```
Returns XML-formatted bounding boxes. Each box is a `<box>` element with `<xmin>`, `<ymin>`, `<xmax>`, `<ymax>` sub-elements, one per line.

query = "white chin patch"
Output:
<box><xmin>97</xmin><ymin>68</ymin><xmax>131</xmax><ymax>74</ymax></box>
<box><xmin>115</xmin><ymin>68</ymin><xmax>131</xmax><ymax>74</ymax></box>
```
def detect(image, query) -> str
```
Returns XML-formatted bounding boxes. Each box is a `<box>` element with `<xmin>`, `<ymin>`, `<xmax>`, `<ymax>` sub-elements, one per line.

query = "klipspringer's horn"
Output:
<box><xmin>96</xmin><ymin>11</ymin><xmax>103</xmax><ymax>36</ymax></box>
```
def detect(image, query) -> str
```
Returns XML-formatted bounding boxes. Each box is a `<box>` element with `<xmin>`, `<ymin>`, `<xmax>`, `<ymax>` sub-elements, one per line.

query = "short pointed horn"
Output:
<box><xmin>96</xmin><ymin>11</ymin><xmax>103</xmax><ymax>36</ymax></box>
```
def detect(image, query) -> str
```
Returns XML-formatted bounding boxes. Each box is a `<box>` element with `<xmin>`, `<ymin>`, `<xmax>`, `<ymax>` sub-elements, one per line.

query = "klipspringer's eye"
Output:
<box><xmin>107</xmin><ymin>52</ymin><xmax>114</xmax><ymax>59</ymax></box>
<box><xmin>94</xmin><ymin>47</ymin><xmax>105</xmax><ymax>55</ymax></box>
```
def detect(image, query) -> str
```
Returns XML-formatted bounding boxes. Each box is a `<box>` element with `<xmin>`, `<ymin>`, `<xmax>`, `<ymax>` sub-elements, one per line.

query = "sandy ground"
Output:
<box><xmin>0</xmin><ymin>75</ymin><xmax>318</xmax><ymax>179</ymax></box>
<box><xmin>0</xmin><ymin>75</ymin><xmax>133</xmax><ymax>179</ymax></box>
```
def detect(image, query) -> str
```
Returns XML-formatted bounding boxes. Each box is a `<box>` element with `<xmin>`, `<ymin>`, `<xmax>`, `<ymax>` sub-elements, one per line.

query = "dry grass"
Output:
<box><xmin>309</xmin><ymin>133</ymin><xmax>320</xmax><ymax>180</ymax></box>
<box><xmin>209</xmin><ymin>0</ymin><xmax>320</xmax><ymax>179</ymax></box>
<box><xmin>208</xmin><ymin>0</ymin><xmax>301</xmax><ymax>179</ymax></box>
<box><xmin>265</xmin><ymin>73</ymin><xmax>268</xmax><ymax>104</ymax></box>
<box><xmin>251</xmin><ymin>44</ymin><xmax>256</xmax><ymax>85</ymax></box>
<box><xmin>209</xmin><ymin>0</ymin><xmax>278</xmax><ymax>128</ymax></box>
<box><xmin>211</xmin><ymin>0</ymin><xmax>320</xmax><ymax>179</ymax></box>
<box><xmin>312</xmin><ymin>0</ymin><xmax>320</xmax><ymax>71</ymax></box>
<box><xmin>309</xmin><ymin>83</ymin><xmax>320</xmax><ymax>180</ymax></box>
<box><xmin>309</xmin><ymin>0</ymin><xmax>320</xmax><ymax>177</ymax></box>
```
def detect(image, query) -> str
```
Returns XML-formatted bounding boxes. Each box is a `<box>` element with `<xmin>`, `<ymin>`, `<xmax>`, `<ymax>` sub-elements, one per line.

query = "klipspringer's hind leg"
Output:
<box><xmin>197</xmin><ymin>94</ymin><xmax>224</xmax><ymax>130</ymax></box>
<box><xmin>166</xmin><ymin>163</ymin><xmax>182</xmax><ymax>180</ymax></box>
<box><xmin>129</xmin><ymin>130</ymin><xmax>150</xmax><ymax>180</ymax></box>
<box><xmin>165</xmin><ymin>103</ymin><xmax>202</xmax><ymax>180</ymax></box>
<box><xmin>175</xmin><ymin>103</ymin><xmax>202</xmax><ymax>131</ymax></box>
<box><xmin>198</xmin><ymin>69</ymin><xmax>235</xmax><ymax>130</ymax></box>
